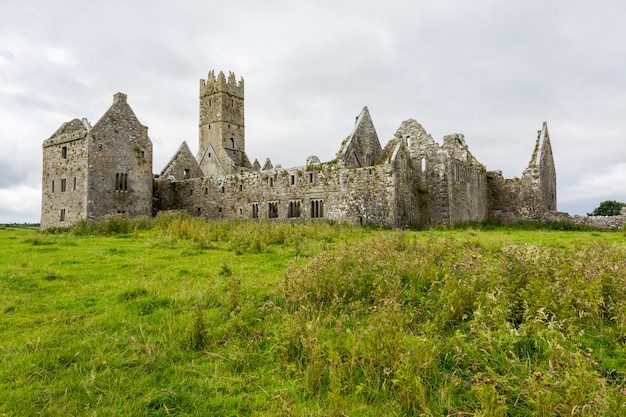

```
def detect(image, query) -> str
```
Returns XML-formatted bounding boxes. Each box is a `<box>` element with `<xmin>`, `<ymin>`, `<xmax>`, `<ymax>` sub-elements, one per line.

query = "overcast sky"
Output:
<box><xmin>1</xmin><ymin>0</ymin><xmax>625</xmax><ymax>223</ymax></box>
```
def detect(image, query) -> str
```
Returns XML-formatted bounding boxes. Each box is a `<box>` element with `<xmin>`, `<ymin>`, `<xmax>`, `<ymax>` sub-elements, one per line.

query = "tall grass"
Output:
<box><xmin>4</xmin><ymin>218</ymin><xmax>626</xmax><ymax>415</ymax></box>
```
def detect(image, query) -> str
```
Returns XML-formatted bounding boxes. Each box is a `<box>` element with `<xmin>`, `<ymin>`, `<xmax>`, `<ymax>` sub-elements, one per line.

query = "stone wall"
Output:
<box><xmin>155</xmin><ymin>159</ymin><xmax>402</xmax><ymax>226</ymax></box>
<box><xmin>546</xmin><ymin>207</ymin><xmax>626</xmax><ymax>230</ymax></box>
<box><xmin>87</xmin><ymin>93</ymin><xmax>153</xmax><ymax>220</ymax></box>
<box><xmin>41</xmin><ymin>119</ymin><xmax>90</xmax><ymax>229</ymax></box>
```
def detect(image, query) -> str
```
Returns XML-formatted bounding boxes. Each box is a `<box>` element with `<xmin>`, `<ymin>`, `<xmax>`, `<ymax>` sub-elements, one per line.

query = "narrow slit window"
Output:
<box><xmin>60</xmin><ymin>209</ymin><xmax>66</xmax><ymax>222</ymax></box>
<box><xmin>61</xmin><ymin>146</ymin><xmax>67</xmax><ymax>159</ymax></box>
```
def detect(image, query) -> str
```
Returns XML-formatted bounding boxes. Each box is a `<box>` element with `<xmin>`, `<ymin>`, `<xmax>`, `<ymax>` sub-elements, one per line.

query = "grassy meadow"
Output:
<box><xmin>1</xmin><ymin>214</ymin><xmax>626</xmax><ymax>416</ymax></box>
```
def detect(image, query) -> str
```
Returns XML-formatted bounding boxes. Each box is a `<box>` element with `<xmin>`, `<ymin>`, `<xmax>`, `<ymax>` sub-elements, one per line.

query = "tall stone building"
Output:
<box><xmin>41</xmin><ymin>93</ymin><xmax>153</xmax><ymax>229</ymax></box>
<box><xmin>42</xmin><ymin>70</ymin><xmax>557</xmax><ymax>230</ymax></box>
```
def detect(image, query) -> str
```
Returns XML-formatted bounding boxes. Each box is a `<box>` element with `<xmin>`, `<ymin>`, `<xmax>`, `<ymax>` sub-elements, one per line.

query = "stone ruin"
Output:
<box><xmin>42</xmin><ymin>69</ymin><xmax>593</xmax><ymax>231</ymax></box>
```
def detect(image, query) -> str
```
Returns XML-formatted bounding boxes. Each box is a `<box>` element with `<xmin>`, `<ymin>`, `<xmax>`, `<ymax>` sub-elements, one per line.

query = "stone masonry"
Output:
<box><xmin>41</xmin><ymin>93</ymin><xmax>153</xmax><ymax>229</ymax></box>
<box><xmin>42</xmin><ymin>70</ymin><xmax>562</xmax><ymax>230</ymax></box>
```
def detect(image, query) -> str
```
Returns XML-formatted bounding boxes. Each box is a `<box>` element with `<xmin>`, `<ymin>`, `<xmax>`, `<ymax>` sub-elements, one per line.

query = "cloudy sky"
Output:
<box><xmin>1</xmin><ymin>0</ymin><xmax>625</xmax><ymax>223</ymax></box>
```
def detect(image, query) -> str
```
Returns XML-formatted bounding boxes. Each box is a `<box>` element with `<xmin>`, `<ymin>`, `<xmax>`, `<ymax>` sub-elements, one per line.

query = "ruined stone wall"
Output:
<box><xmin>155</xmin><ymin>160</ymin><xmax>400</xmax><ymax>227</ymax></box>
<box><xmin>87</xmin><ymin>93</ymin><xmax>153</xmax><ymax>220</ymax></box>
<box><xmin>442</xmin><ymin>134</ymin><xmax>489</xmax><ymax>224</ymax></box>
<box><xmin>41</xmin><ymin>123</ymin><xmax>89</xmax><ymax>229</ymax></box>
<box><xmin>546</xmin><ymin>208</ymin><xmax>626</xmax><ymax>230</ymax></box>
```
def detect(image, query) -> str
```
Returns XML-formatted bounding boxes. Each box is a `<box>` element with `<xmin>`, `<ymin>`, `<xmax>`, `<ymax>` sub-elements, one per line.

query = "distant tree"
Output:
<box><xmin>587</xmin><ymin>200</ymin><xmax>626</xmax><ymax>216</ymax></box>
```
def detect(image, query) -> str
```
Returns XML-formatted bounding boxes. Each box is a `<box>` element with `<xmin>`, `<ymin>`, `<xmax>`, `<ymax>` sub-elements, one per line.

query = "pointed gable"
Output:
<box><xmin>160</xmin><ymin>141</ymin><xmax>203</xmax><ymax>181</ymax></box>
<box><xmin>90</xmin><ymin>93</ymin><xmax>148</xmax><ymax>146</ymax></box>
<box><xmin>336</xmin><ymin>106</ymin><xmax>383</xmax><ymax>167</ymax></box>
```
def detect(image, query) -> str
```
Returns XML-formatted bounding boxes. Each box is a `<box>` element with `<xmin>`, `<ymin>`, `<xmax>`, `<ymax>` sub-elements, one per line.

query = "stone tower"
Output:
<box><xmin>197</xmin><ymin>70</ymin><xmax>251</xmax><ymax>176</ymax></box>
<box><xmin>41</xmin><ymin>93</ymin><xmax>153</xmax><ymax>229</ymax></box>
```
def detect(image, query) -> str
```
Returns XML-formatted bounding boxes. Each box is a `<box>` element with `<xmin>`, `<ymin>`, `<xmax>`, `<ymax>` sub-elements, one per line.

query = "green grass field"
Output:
<box><xmin>1</xmin><ymin>215</ymin><xmax>625</xmax><ymax>416</ymax></box>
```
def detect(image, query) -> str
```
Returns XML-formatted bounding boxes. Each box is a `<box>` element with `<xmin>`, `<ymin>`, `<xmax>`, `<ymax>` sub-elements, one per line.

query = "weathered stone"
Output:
<box><xmin>41</xmin><ymin>93</ymin><xmax>153</xmax><ymax>229</ymax></box>
<box><xmin>43</xmin><ymin>71</ymin><xmax>574</xmax><ymax>230</ymax></box>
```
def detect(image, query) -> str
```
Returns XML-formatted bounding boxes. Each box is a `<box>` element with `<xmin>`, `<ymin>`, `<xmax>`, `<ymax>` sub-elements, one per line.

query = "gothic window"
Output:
<box><xmin>454</xmin><ymin>160</ymin><xmax>460</xmax><ymax>182</ymax></box>
<box><xmin>140</xmin><ymin>150</ymin><xmax>145</xmax><ymax>159</ymax></box>
<box><xmin>60</xmin><ymin>209</ymin><xmax>66</xmax><ymax>222</ymax></box>
<box><xmin>268</xmin><ymin>201</ymin><xmax>279</xmax><ymax>219</ymax></box>
<box><xmin>365</xmin><ymin>154</ymin><xmax>372</xmax><ymax>166</ymax></box>
<box><xmin>420</xmin><ymin>157</ymin><xmax>426</xmax><ymax>173</ymax></box>
<box><xmin>61</xmin><ymin>146</ymin><xmax>67</xmax><ymax>159</ymax></box>
<box><xmin>251</xmin><ymin>203</ymin><xmax>259</xmax><ymax>219</ymax></box>
<box><xmin>115</xmin><ymin>173</ymin><xmax>128</xmax><ymax>191</ymax></box>
<box><xmin>61</xmin><ymin>178</ymin><xmax>67</xmax><ymax>192</ymax></box>
<box><xmin>311</xmin><ymin>199</ymin><xmax>324</xmax><ymax>218</ymax></box>
<box><xmin>183</xmin><ymin>169</ymin><xmax>190</xmax><ymax>179</ymax></box>
<box><xmin>290</xmin><ymin>175</ymin><xmax>296</xmax><ymax>185</ymax></box>
<box><xmin>269</xmin><ymin>177</ymin><xmax>274</xmax><ymax>187</ymax></box>
<box><xmin>309</xmin><ymin>173</ymin><xmax>314</xmax><ymax>184</ymax></box>
<box><xmin>288</xmin><ymin>200</ymin><xmax>301</xmax><ymax>218</ymax></box>
<box><xmin>239</xmin><ymin>207</ymin><xmax>243</xmax><ymax>216</ymax></box>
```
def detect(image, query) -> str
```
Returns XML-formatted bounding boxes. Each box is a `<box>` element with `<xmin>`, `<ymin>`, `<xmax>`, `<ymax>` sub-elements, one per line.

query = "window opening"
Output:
<box><xmin>421</xmin><ymin>157</ymin><xmax>426</xmax><ymax>172</ymax></box>
<box><xmin>239</xmin><ymin>207</ymin><xmax>243</xmax><ymax>216</ymax></box>
<box><xmin>183</xmin><ymin>169</ymin><xmax>190</xmax><ymax>179</ymax></box>
<box><xmin>239</xmin><ymin>184</ymin><xmax>243</xmax><ymax>192</ymax></box>
<box><xmin>290</xmin><ymin>175</ymin><xmax>295</xmax><ymax>185</ymax></box>
<box><xmin>61</xmin><ymin>146</ymin><xmax>67</xmax><ymax>159</ymax></box>
<box><xmin>251</xmin><ymin>203</ymin><xmax>259</xmax><ymax>219</ymax></box>
<box><xmin>288</xmin><ymin>200</ymin><xmax>301</xmax><ymax>218</ymax></box>
<box><xmin>205</xmin><ymin>188</ymin><xmax>208</xmax><ymax>195</ymax></box>
<box><xmin>60</xmin><ymin>209</ymin><xmax>66</xmax><ymax>222</ymax></box>
<box><xmin>115</xmin><ymin>173</ymin><xmax>128</xmax><ymax>191</ymax></box>
<box><xmin>311</xmin><ymin>199</ymin><xmax>324</xmax><ymax>218</ymax></box>
<box><xmin>221</xmin><ymin>186</ymin><xmax>225</xmax><ymax>193</ymax></box>
<box><xmin>61</xmin><ymin>178</ymin><xmax>67</xmax><ymax>192</ymax></box>
<box><xmin>230</xmin><ymin>137</ymin><xmax>235</xmax><ymax>148</ymax></box>
<box><xmin>454</xmin><ymin>160</ymin><xmax>460</xmax><ymax>182</ymax></box>
<box><xmin>268</xmin><ymin>201</ymin><xmax>279</xmax><ymax>219</ymax></box>
<box><xmin>309</xmin><ymin>173</ymin><xmax>314</xmax><ymax>184</ymax></box>
<box><xmin>196</xmin><ymin>207</ymin><xmax>201</xmax><ymax>217</ymax></box>
<box><xmin>269</xmin><ymin>177</ymin><xmax>274</xmax><ymax>187</ymax></box>
<box><xmin>52</xmin><ymin>180</ymin><xmax>55</xmax><ymax>193</ymax></box>
<box><xmin>73</xmin><ymin>177</ymin><xmax>77</xmax><ymax>190</ymax></box>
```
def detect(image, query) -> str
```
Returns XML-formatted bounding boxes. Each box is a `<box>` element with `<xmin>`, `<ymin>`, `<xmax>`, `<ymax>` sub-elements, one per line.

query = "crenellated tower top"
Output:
<box><xmin>200</xmin><ymin>70</ymin><xmax>244</xmax><ymax>99</ymax></box>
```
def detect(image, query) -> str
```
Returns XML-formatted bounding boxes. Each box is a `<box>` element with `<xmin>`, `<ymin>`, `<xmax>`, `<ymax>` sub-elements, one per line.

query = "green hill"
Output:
<box><xmin>1</xmin><ymin>215</ymin><xmax>625</xmax><ymax>415</ymax></box>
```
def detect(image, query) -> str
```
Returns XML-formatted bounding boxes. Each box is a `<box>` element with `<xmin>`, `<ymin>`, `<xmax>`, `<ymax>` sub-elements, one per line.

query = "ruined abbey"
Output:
<box><xmin>41</xmin><ymin>70</ymin><xmax>558</xmax><ymax>230</ymax></box>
